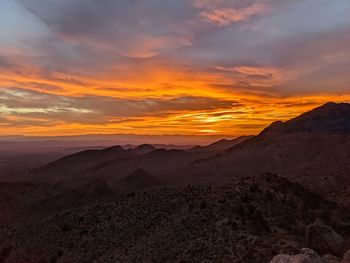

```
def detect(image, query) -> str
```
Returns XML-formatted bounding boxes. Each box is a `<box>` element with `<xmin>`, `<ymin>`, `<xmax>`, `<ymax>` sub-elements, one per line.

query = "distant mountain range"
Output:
<box><xmin>189</xmin><ymin>136</ymin><xmax>253</xmax><ymax>153</ymax></box>
<box><xmin>31</xmin><ymin>102</ymin><xmax>350</xmax><ymax>194</ymax></box>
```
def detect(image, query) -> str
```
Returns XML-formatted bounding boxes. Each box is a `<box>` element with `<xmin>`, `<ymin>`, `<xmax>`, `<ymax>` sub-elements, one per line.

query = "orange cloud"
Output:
<box><xmin>1</xmin><ymin>53</ymin><xmax>349</xmax><ymax>139</ymax></box>
<box><xmin>1</xmin><ymin>79</ymin><xmax>349</xmax><ymax>137</ymax></box>
<box><xmin>199</xmin><ymin>4</ymin><xmax>266</xmax><ymax>26</ymax></box>
<box><xmin>215</xmin><ymin>65</ymin><xmax>284</xmax><ymax>86</ymax></box>
<box><xmin>218</xmin><ymin>66</ymin><xmax>278</xmax><ymax>77</ymax></box>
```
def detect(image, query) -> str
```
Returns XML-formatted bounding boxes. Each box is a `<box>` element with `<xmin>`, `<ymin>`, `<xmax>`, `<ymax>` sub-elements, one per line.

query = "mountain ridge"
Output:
<box><xmin>260</xmin><ymin>102</ymin><xmax>350</xmax><ymax>136</ymax></box>
<box><xmin>30</xmin><ymin>102</ymin><xmax>350</xmax><ymax>194</ymax></box>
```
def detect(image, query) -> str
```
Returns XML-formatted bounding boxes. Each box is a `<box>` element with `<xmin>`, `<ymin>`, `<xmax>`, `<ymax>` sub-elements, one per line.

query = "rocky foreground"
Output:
<box><xmin>270</xmin><ymin>248</ymin><xmax>350</xmax><ymax>263</ymax></box>
<box><xmin>1</xmin><ymin>174</ymin><xmax>349</xmax><ymax>263</ymax></box>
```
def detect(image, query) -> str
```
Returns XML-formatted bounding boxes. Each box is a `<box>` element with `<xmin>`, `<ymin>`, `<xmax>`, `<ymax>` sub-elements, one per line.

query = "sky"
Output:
<box><xmin>0</xmin><ymin>0</ymin><xmax>350</xmax><ymax>139</ymax></box>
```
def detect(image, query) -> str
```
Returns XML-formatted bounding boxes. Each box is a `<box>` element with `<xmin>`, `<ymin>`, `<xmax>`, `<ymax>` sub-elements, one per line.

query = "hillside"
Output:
<box><xmin>193</xmin><ymin>103</ymin><xmax>350</xmax><ymax>193</ymax></box>
<box><xmin>260</xmin><ymin>102</ymin><xmax>350</xmax><ymax>135</ymax></box>
<box><xmin>1</xmin><ymin>174</ymin><xmax>346</xmax><ymax>263</ymax></box>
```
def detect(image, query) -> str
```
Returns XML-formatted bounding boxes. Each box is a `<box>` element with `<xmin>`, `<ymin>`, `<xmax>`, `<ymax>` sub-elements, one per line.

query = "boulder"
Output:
<box><xmin>292</xmin><ymin>248</ymin><xmax>323</xmax><ymax>263</ymax></box>
<box><xmin>305</xmin><ymin>220</ymin><xmax>344</xmax><ymax>256</ymax></box>
<box><xmin>270</xmin><ymin>248</ymin><xmax>323</xmax><ymax>263</ymax></box>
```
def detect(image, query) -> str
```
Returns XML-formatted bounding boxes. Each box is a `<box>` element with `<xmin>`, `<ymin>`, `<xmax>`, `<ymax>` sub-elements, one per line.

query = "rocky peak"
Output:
<box><xmin>134</xmin><ymin>144</ymin><xmax>156</xmax><ymax>154</ymax></box>
<box><xmin>260</xmin><ymin>102</ymin><xmax>350</xmax><ymax>136</ymax></box>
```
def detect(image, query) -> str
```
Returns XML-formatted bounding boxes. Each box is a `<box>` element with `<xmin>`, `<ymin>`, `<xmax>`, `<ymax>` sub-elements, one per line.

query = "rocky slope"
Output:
<box><xmin>261</xmin><ymin>102</ymin><xmax>350</xmax><ymax>135</ymax></box>
<box><xmin>0</xmin><ymin>174</ymin><xmax>348</xmax><ymax>263</ymax></box>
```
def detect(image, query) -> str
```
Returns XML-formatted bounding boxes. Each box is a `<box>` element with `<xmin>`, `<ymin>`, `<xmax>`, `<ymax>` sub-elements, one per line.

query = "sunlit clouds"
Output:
<box><xmin>198</xmin><ymin>4</ymin><xmax>266</xmax><ymax>26</ymax></box>
<box><xmin>0</xmin><ymin>0</ymin><xmax>350</xmax><ymax>138</ymax></box>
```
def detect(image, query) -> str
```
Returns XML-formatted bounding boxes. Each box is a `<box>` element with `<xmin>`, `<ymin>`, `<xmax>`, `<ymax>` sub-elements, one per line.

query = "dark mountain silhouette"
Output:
<box><xmin>189</xmin><ymin>136</ymin><xmax>253</xmax><ymax>152</ymax></box>
<box><xmin>31</xmin><ymin>144</ymin><xmax>159</xmax><ymax>185</ymax></box>
<box><xmin>133</xmin><ymin>144</ymin><xmax>157</xmax><ymax>154</ymax></box>
<box><xmin>31</xmin><ymin>102</ymin><xmax>350</xmax><ymax>195</ymax></box>
<box><xmin>260</xmin><ymin>102</ymin><xmax>350</xmax><ymax>135</ymax></box>
<box><xmin>122</xmin><ymin>144</ymin><xmax>194</xmax><ymax>150</ymax></box>
<box><xmin>194</xmin><ymin>102</ymin><xmax>350</xmax><ymax>187</ymax></box>
<box><xmin>31</xmin><ymin>145</ymin><xmax>217</xmax><ymax>188</ymax></box>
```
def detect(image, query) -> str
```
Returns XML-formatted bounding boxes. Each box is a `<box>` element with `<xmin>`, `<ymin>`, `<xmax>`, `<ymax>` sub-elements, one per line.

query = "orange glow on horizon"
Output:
<box><xmin>1</xmin><ymin>60</ymin><xmax>349</xmax><ymax>139</ymax></box>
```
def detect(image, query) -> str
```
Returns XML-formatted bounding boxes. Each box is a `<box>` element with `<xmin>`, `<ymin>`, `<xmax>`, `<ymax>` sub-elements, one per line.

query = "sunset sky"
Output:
<box><xmin>0</xmin><ymin>0</ymin><xmax>350</xmax><ymax>138</ymax></box>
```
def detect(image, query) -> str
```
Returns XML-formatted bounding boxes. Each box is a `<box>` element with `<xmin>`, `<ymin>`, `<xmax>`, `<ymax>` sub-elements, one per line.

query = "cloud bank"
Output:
<box><xmin>0</xmin><ymin>0</ymin><xmax>349</xmax><ymax>136</ymax></box>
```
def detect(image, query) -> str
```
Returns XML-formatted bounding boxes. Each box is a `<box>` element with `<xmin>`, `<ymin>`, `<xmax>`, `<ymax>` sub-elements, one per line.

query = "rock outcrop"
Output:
<box><xmin>305</xmin><ymin>220</ymin><xmax>344</xmax><ymax>256</ymax></box>
<box><xmin>269</xmin><ymin>248</ymin><xmax>323</xmax><ymax>263</ymax></box>
<box><xmin>270</xmin><ymin>247</ymin><xmax>346</xmax><ymax>263</ymax></box>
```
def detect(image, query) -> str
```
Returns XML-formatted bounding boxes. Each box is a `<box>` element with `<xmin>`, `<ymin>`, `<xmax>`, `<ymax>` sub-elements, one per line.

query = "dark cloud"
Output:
<box><xmin>0</xmin><ymin>56</ymin><xmax>12</xmax><ymax>69</ymax></box>
<box><xmin>11</xmin><ymin>0</ymin><xmax>350</xmax><ymax>96</ymax></box>
<box><xmin>0</xmin><ymin>88</ymin><xmax>241</xmax><ymax>126</ymax></box>
<box><xmin>12</xmin><ymin>82</ymin><xmax>65</xmax><ymax>92</ymax></box>
<box><xmin>20</xmin><ymin>0</ymin><xmax>196</xmax><ymax>59</ymax></box>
